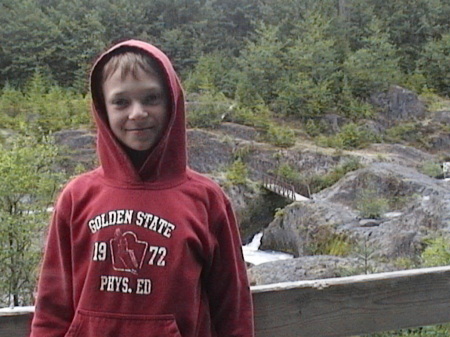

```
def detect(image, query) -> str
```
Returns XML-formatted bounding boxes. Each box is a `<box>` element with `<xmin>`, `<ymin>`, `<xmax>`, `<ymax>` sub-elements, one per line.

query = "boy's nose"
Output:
<box><xmin>129</xmin><ymin>103</ymin><xmax>148</xmax><ymax>120</ymax></box>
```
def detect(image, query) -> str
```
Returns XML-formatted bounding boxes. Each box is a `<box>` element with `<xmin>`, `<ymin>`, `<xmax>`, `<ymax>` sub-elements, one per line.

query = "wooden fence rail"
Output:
<box><xmin>2</xmin><ymin>266</ymin><xmax>450</xmax><ymax>336</ymax></box>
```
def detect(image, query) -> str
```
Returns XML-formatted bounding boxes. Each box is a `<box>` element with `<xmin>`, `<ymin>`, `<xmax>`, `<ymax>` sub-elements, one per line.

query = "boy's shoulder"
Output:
<box><xmin>186</xmin><ymin>169</ymin><xmax>230</xmax><ymax>201</ymax></box>
<box><xmin>58</xmin><ymin>168</ymin><xmax>103</xmax><ymax>198</ymax></box>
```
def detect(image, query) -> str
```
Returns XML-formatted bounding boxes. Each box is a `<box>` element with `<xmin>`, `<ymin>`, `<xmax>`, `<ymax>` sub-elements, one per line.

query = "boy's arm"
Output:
<box><xmin>206</xmin><ymin>198</ymin><xmax>255</xmax><ymax>337</ymax></box>
<box><xmin>30</xmin><ymin>205</ymin><xmax>74</xmax><ymax>337</ymax></box>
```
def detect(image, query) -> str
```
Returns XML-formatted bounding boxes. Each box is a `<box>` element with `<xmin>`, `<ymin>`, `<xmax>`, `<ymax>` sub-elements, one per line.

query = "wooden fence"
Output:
<box><xmin>2</xmin><ymin>266</ymin><xmax>450</xmax><ymax>336</ymax></box>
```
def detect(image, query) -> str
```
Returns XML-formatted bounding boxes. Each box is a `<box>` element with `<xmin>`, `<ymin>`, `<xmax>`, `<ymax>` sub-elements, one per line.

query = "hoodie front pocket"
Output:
<box><xmin>65</xmin><ymin>309</ymin><xmax>183</xmax><ymax>337</ymax></box>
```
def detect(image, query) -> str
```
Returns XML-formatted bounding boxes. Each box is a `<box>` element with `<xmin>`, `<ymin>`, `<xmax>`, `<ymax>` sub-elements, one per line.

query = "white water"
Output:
<box><xmin>242</xmin><ymin>232</ymin><xmax>293</xmax><ymax>265</ymax></box>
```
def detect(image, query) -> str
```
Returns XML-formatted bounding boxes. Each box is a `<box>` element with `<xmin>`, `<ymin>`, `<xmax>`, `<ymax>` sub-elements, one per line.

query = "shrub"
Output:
<box><xmin>419</xmin><ymin>161</ymin><xmax>443</xmax><ymax>178</ymax></box>
<box><xmin>316</xmin><ymin>123</ymin><xmax>378</xmax><ymax>150</ymax></box>
<box><xmin>385</xmin><ymin>122</ymin><xmax>422</xmax><ymax>144</ymax></box>
<box><xmin>187</xmin><ymin>91</ymin><xmax>231</xmax><ymax>128</ymax></box>
<box><xmin>421</xmin><ymin>236</ymin><xmax>450</xmax><ymax>267</ymax></box>
<box><xmin>264</xmin><ymin>124</ymin><xmax>296</xmax><ymax>148</ymax></box>
<box><xmin>306</xmin><ymin>225</ymin><xmax>352</xmax><ymax>257</ymax></box>
<box><xmin>356</xmin><ymin>189</ymin><xmax>389</xmax><ymax>219</ymax></box>
<box><xmin>225</xmin><ymin>160</ymin><xmax>248</xmax><ymax>185</ymax></box>
<box><xmin>305</xmin><ymin>158</ymin><xmax>363</xmax><ymax>194</ymax></box>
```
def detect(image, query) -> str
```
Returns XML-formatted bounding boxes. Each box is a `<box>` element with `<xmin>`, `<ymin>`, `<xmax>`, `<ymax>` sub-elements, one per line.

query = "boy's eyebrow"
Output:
<box><xmin>108</xmin><ymin>87</ymin><xmax>163</xmax><ymax>97</ymax></box>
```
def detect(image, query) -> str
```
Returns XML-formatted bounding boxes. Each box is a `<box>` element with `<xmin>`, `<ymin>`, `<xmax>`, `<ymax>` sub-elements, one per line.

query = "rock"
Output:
<box><xmin>247</xmin><ymin>255</ymin><xmax>394</xmax><ymax>286</ymax></box>
<box><xmin>260</xmin><ymin>200</ymin><xmax>359</xmax><ymax>256</ymax></box>
<box><xmin>261</xmin><ymin>162</ymin><xmax>450</xmax><ymax>263</ymax></box>
<box><xmin>429</xmin><ymin>132</ymin><xmax>450</xmax><ymax>153</ymax></box>
<box><xmin>319</xmin><ymin>114</ymin><xmax>348</xmax><ymax>134</ymax></box>
<box><xmin>364</xmin><ymin>143</ymin><xmax>436</xmax><ymax>169</ymax></box>
<box><xmin>53</xmin><ymin>129</ymin><xmax>97</xmax><ymax>173</ymax></box>
<box><xmin>371</xmin><ymin>85</ymin><xmax>427</xmax><ymax>123</ymax></box>
<box><xmin>187</xmin><ymin>129</ymin><xmax>234</xmax><ymax>173</ymax></box>
<box><xmin>431</xmin><ymin>110</ymin><xmax>450</xmax><ymax>124</ymax></box>
<box><xmin>216</xmin><ymin>122</ymin><xmax>261</xmax><ymax>141</ymax></box>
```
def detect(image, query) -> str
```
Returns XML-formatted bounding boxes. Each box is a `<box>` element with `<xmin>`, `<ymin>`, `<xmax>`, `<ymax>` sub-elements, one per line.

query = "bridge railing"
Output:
<box><xmin>3</xmin><ymin>266</ymin><xmax>450</xmax><ymax>337</ymax></box>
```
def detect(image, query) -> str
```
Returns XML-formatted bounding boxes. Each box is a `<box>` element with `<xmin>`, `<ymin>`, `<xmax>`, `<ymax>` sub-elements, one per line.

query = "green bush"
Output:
<box><xmin>305</xmin><ymin>158</ymin><xmax>363</xmax><ymax>194</ymax></box>
<box><xmin>306</xmin><ymin>225</ymin><xmax>352</xmax><ymax>256</ymax></box>
<box><xmin>316</xmin><ymin>123</ymin><xmax>379</xmax><ymax>150</ymax></box>
<box><xmin>421</xmin><ymin>236</ymin><xmax>450</xmax><ymax>267</ymax></box>
<box><xmin>187</xmin><ymin>91</ymin><xmax>231</xmax><ymax>128</ymax></box>
<box><xmin>385</xmin><ymin>122</ymin><xmax>422</xmax><ymax>144</ymax></box>
<box><xmin>264</xmin><ymin>124</ymin><xmax>296</xmax><ymax>148</ymax></box>
<box><xmin>225</xmin><ymin>160</ymin><xmax>248</xmax><ymax>185</ymax></box>
<box><xmin>228</xmin><ymin>104</ymin><xmax>272</xmax><ymax>131</ymax></box>
<box><xmin>275</xmin><ymin>74</ymin><xmax>334</xmax><ymax>117</ymax></box>
<box><xmin>419</xmin><ymin>161</ymin><xmax>443</xmax><ymax>178</ymax></box>
<box><xmin>0</xmin><ymin>72</ymin><xmax>91</xmax><ymax>135</ymax></box>
<box><xmin>356</xmin><ymin>189</ymin><xmax>389</xmax><ymax>219</ymax></box>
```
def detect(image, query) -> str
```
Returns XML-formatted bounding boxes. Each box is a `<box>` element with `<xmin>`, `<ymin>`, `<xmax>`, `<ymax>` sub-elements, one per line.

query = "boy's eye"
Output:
<box><xmin>112</xmin><ymin>98</ymin><xmax>129</xmax><ymax>107</ymax></box>
<box><xmin>143</xmin><ymin>94</ymin><xmax>162</xmax><ymax>105</ymax></box>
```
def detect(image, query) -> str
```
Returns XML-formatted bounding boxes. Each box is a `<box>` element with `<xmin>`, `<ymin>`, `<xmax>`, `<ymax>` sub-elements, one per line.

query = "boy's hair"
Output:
<box><xmin>101</xmin><ymin>50</ymin><xmax>165</xmax><ymax>84</ymax></box>
<box><xmin>91</xmin><ymin>47</ymin><xmax>170</xmax><ymax>116</ymax></box>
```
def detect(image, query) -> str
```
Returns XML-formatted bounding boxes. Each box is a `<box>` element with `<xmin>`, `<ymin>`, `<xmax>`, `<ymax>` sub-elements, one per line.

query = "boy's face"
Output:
<box><xmin>102</xmin><ymin>67</ymin><xmax>169</xmax><ymax>152</ymax></box>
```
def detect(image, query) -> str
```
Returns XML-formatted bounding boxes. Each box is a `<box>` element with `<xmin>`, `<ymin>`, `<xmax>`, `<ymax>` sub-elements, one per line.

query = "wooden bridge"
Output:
<box><xmin>2</xmin><ymin>265</ymin><xmax>450</xmax><ymax>336</ymax></box>
<box><xmin>261</xmin><ymin>173</ymin><xmax>309</xmax><ymax>202</ymax></box>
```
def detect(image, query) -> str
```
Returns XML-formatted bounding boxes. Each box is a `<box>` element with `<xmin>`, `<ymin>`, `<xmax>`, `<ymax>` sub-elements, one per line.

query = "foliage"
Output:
<box><xmin>225</xmin><ymin>160</ymin><xmax>248</xmax><ymax>186</ymax></box>
<box><xmin>419</xmin><ymin>90</ymin><xmax>450</xmax><ymax>112</ymax></box>
<box><xmin>418</xmin><ymin>34</ymin><xmax>450</xmax><ymax>96</ymax></box>
<box><xmin>364</xmin><ymin>324</ymin><xmax>450</xmax><ymax>336</ymax></box>
<box><xmin>316</xmin><ymin>123</ymin><xmax>380</xmax><ymax>150</ymax></box>
<box><xmin>184</xmin><ymin>52</ymin><xmax>239</xmax><ymax>98</ymax></box>
<box><xmin>356</xmin><ymin>189</ymin><xmax>389</xmax><ymax>219</ymax></box>
<box><xmin>186</xmin><ymin>91</ymin><xmax>231</xmax><ymax>129</ymax></box>
<box><xmin>306</xmin><ymin>158</ymin><xmax>363</xmax><ymax>194</ymax></box>
<box><xmin>306</xmin><ymin>225</ymin><xmax>352</xmax><ymax>256</ymax></box>
<box><xmin>0</xmin><ymin>73</ymin><xmax>92</xmax><ymax>135</ymax></box>
<box><xmin>237</xmin><ymin>23</ymin><xmax>285</xmax><ymax>107</ymax></box>
<box><xmin>274</xmin><ymin>13</ymin><xmax>340</xmax><ymax>117</ymax></box>
<box><xmin>419</xmin><ymin>161</ymin><xmax>443</xmax><ymax>178</ymax></box>
<box><xmin>421</xmin><ymin>236</ymin><xmax>450</xmax><ymax>267</ymax></box>
<box><xmin>264</xmin><ymin>124</ymin><xmax>296</xmax><ymax>148</ymax></box>
<box><xmin>227</xmin><ymin>104</ymin><xmax>272</xmax><ymax>131</ymax></box>
<box><xmin>0</xmin><ymin>134</ymin><xmax>65</xmax><ymax>307</ymax></box>
<box><xmin>384</xmin><ymin>123</ymin><xmax>423</xmax><ymax>144</ymax></box>
<box><xmin>342</xmin><ymin>19</ymin><xmax>402</xmax><ymax>98</ymax></box>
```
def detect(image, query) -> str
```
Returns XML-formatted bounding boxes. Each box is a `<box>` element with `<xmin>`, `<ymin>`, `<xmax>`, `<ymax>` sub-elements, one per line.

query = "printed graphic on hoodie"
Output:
<box><xmin>88</xmin><ymin>209</ymin><xmax>175</xmax><ymax>295</ymax></box>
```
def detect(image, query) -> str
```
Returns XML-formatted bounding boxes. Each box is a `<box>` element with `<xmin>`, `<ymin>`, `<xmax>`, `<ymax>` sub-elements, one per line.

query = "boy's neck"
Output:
<box><xmin>124</xmin><ymin>147</ymin><xmax>151</xmax><ymax>170</ymax></box>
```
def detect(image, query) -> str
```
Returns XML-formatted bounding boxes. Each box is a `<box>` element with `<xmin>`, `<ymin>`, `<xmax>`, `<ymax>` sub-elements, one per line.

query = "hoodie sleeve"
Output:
<box><xmin>206</xmin><ymin>197</ymin><xmax>255</xmax><ymax>337</ymax></box>
<box><xmin>30</xmin><ymin>193</ymin><xmax>74</xmax><ymax>337</ymax></box>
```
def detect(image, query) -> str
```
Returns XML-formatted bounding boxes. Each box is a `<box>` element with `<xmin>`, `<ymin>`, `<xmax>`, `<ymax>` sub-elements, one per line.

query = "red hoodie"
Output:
<box><xmin>30</xmin><ymin>40</ymin><xmax>254</xmax><ymax>337</ymax></box>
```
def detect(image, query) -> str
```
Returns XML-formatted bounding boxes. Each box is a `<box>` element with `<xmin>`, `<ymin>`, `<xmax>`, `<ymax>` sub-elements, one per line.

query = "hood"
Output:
<box><xmin>90</xmin><ymin>40</ymin><xmax>187</xmax><ymax>188</ymax></box>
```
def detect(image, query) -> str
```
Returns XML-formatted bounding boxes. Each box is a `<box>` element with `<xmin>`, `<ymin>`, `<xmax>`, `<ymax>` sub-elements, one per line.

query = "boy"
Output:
<box><xmin>30</xmin><ymin>40</ymin><xmax>254</xmax><ymax>337</ymax></box>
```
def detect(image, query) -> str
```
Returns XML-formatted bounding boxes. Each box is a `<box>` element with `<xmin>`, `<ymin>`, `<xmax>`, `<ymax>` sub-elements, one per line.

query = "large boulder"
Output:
<box><xmin>187</xmin><ymin>129</ymin><xmax>234</xmax><ymax>173</ymax></box>
<box><xmin>370</xmin><ymin>85</ymin><xmax>427</xmax><ymax>123</ymax></box>
<box><xmin>261</xmin><ymin>162</ymin><xmax>450</xmax><ymax>261</ymax></box>
<box><xmin>260</xmin><ymin>200</ymin><xmax>359</xmax><ymax>256</ymax></box>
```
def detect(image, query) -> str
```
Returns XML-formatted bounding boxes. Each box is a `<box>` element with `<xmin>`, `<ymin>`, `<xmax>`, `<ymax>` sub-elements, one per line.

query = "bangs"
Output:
<box><xmin>102</xmin><ymin>52</ymin><xmax>161</xmax><ymax>83</ymax></box>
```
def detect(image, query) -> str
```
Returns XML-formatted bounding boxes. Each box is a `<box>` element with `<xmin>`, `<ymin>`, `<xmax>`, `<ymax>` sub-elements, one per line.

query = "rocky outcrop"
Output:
<box><xmin>247</xmin><ymin>255</ymin><xmax>395</xmax><ymax>286</ymax></box>
<box><xmin>371</xmin><ymin>85</ymin><xmax>426</xmax><ymax>123</ymax></box>
<box><xmin>250</xmin><ymin>161</ymin><xmax>450</xmax><ymax>285</ymax></box>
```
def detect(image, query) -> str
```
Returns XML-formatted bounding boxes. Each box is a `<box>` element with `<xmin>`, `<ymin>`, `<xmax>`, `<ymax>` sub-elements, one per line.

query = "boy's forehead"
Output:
<box><xmin>104</xmin><ymin>68</ymin><xmax>165</xmax><ymax>95</ymax></box>
<box><xmin>101</xmin><ymin>51</ymin><xmax>163</xmax><ymax>84</ymax></box>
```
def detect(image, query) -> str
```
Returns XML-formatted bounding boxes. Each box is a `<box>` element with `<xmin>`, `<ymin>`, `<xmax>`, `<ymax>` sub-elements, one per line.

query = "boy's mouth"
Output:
<box><xmin>126</xmin><ymin>126</ymin><xmax>153</xmax><ymax>131</ymax></box>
